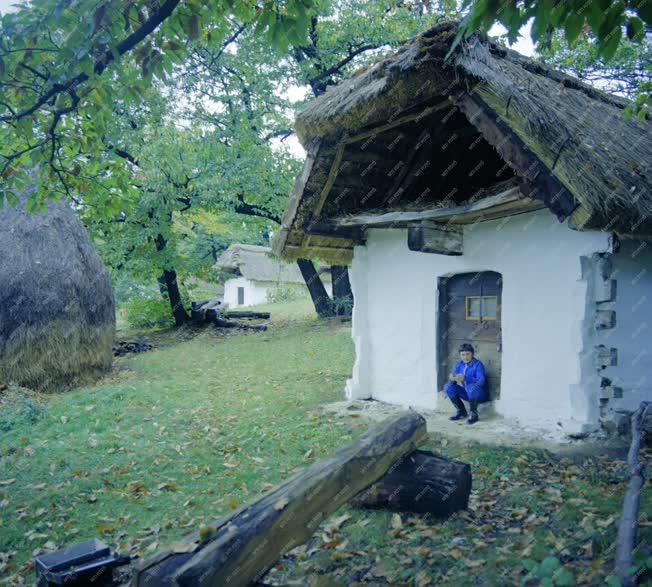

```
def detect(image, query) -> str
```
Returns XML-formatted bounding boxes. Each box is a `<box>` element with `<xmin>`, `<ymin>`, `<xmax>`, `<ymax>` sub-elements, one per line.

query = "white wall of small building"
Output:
<box><xmin>223</xmin><ymin>277</ymin><xmax>271</xmax><ymax>308</ymax></box>
<box><xmin>223</xmin><ymin>277</ymin><xmax>328</xmax><ymax>308</ymax></box>
<box><xmin>346</xmin><ymin>208</ymin><xmax>616</xmax><ymax>434</ymax></box>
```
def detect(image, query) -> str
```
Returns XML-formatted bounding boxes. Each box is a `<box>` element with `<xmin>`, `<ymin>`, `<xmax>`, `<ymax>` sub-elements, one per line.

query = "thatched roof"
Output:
<box><xmin>275</xmin><ymin>20</ymin><xmax>652</xmax><ymax>263</ymax></box>
<box><xmin>0</xmin><ymin>190</ymin><xmax>115</xmax><ymax>392</ymax></box>
<box><xmin>215</xmin><ymin>244</ymin><xmax>307</xmax><ymax>284</ymax></box>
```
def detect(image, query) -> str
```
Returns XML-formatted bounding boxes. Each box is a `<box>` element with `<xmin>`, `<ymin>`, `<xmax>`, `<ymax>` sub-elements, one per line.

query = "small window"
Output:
<box><xmin>465</xmin><ymin>296</ymin><xmax>498</xmax><ymax>320</ymax></box>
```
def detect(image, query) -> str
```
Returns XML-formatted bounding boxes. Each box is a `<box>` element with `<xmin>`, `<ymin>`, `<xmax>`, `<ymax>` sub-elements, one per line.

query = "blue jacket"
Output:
<box><xmin>452</xmin><ymin>358</ymin><xmax>486</xmax><ymax>391</ymax></box>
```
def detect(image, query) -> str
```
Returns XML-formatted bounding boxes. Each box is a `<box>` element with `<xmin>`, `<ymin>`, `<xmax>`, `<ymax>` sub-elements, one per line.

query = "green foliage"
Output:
<box><xmin>266</xmin><ymin>283</ymin><xmax>309</xmax><ymax>304</ymax></box>
<box><xmin>520</xmin><ymin>556</ymin><xmax>576</xmax><ymax>586</ymax></box>
<box><xmin>451</xmin><ymin>0</ymin><xmax>651</xmax><ymax>117</ymax></box>
<box><xmin>537</xmin><ymin>30</ymin><xmax>651</xmax><ymax>116</ymax></box>
<box><xmin>456</xmin><ymin>0</ymin><xmax>649</xmax><ymax>56</ymax></box>
<box><xmin>123</xmin><ymin>297</ymin><xmax>174</xmax><ymax>329</ymax></box>
<box><xmin>330</xmin><ymin>294</ymin><xmax>354</xmax><ymax>316</ymax></box>
<box><xmin>0</xmin><ymin>0</ymin><xmax>320</xmax><ymax>209</ymax></box>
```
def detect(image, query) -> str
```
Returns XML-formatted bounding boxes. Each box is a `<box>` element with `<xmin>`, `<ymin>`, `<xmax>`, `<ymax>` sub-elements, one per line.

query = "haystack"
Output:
<box><xmin>0</xmin><ymin>190</ymin><xmax>115</xmax><ymax>391</ymax></box>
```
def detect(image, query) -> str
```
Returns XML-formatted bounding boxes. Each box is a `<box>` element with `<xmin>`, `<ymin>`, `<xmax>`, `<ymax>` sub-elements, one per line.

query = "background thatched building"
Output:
<box><xmin>274</xmin><ymin>20</ymin><xmax>652</xmax><ymax>436</ymax></box>
<box><xmin>0</xmin><ymin>191</ymin><xmax>115</xmax><ymax>391</ymax></box>
<box><xmin>215</xmin><ymin>244</ymin><xmax>331</xmax><ymax>308</ymax></box>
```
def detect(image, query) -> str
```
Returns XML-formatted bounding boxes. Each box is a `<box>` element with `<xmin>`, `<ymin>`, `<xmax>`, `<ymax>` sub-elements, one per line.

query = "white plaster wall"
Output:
<box><xmin>347</xmin><ymin>209</ymin><xmax>612</xmax><ymax>432</ymax></box>
<box><xmin>223</xmin><ymin>277</ymin><xmax>270</xmax><ymax>308</ymax></box>
<box><xmin>596</xmin><ymin>240</ymin><xmax>652</xmax><ymax>412</ymax></box>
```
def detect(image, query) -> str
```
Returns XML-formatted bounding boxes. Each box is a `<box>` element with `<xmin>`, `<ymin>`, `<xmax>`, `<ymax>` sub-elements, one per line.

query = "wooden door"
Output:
<box><xmin>437</xmin><ymin>272</ymin><xmax>502</xmax><ymax>398</ymax></box>
<box><xmin>237</xmin><ymin>287</ymin><xmax>245</xmax><ymax>306</ymax></box>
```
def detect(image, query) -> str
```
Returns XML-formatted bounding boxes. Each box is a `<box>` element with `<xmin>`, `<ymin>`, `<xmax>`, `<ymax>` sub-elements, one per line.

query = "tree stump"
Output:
<box><xmin>351</xmin><ymin>449</ymin><xmax>471</xmax><ymax>516</ymax></box>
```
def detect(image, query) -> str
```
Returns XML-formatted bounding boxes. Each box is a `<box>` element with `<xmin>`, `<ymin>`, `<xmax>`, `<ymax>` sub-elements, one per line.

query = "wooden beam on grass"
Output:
<box><xmin>134</xmin><ymin>411</ymin><xmax>429</xmax><ymax>587</ymax></box>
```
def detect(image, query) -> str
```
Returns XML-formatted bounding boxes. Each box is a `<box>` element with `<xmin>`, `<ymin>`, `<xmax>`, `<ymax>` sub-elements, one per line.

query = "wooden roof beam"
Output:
<box><xmin>407</xmin><ymin>221</ymin><xmax>463</xmax><ymax>255</ymax></box>
<box><xmin>455</xmin><ymin>92</ymin><xmax>578</xmax><ymax>221</ymax></box>
<box><xmin>328</xmin><ymin>185</ymin><xmax>528</xmax><ymax>228</ymax></box>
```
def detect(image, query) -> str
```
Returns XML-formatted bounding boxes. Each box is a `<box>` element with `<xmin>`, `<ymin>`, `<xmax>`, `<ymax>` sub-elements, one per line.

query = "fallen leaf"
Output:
<box><xmin>273</xmin><ymin>497</ymin><xmax>289</xmax><ymax>511</ymax></box>
<box><xmin>157</xmin><ymin>482</ymin><xmax>179</xmax><ymax>492</ymax></box>
<box><xmin>324</xmin><ymin>514</ymin><xmax>351</xmax><ymax>534</ymax></box>
<box><xmin>391</xmin><ymin>513</ymin><xmax>402</xmax><ymax>530</ymax></box>
<box><xmin>450</xmin><ymin>548</ymin><xmax>464</xmax><ymax>560</ymax></box>
<box><xmin>96</xmin><ymin>524</ymin><xmax>114</xmax><ymax>535</ymax></box>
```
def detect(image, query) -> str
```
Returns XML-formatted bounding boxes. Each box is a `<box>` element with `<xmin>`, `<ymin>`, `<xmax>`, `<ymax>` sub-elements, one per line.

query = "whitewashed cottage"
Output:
<box><xmin>274</xmin><ymin>21</ymin><xmax>652</xmax><ymax>436</ymax></box>
<box><xmin>216</xmin><ymin>244</ymin><xmax>331</xmax><ymax>308</ymax></box>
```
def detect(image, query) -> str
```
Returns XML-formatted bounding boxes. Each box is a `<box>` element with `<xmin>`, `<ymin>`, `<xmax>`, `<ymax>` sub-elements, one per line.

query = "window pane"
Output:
<box><xmin>481</xmin><ymin>297</ymin><xmax>497</xmax><ymax>318</ymax></box>
<box><xmin>467</xmin><ymin>297</ymin><xmax>481</xmax><ymax>318</ymax></box>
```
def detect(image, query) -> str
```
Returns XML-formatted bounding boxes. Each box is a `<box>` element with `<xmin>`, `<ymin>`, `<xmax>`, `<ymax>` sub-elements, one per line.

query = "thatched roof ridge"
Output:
<box><xmin>276</xmin><ymin>19</ymin><xmax>651</xmax><ymax>262</ymax></box>
<box><xmin>0</xmin><ymin>190</ymin><xmax>115</xmax><ymax>392</ymax></box>
<box><xmin>215</xmin><ymin>244</ymin><xmax>306</xmax><ymax>283</ymax></box>
<box><xmin>294</xmin><ymin>20</ymin><xmax>639</xmax><ymax>144</ymax></box>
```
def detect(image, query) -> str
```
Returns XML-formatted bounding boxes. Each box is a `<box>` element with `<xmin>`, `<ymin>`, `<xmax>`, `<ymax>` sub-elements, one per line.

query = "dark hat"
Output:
<box><xmin>458</xmin><ymin>343</ymin><xmax>474</xmax><ymax>353</ymax></box>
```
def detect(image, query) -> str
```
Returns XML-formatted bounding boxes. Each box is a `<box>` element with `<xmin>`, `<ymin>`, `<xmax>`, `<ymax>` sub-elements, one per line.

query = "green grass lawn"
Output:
<box><xmin>266</xmin><ymin>436</ymin><xmax>652</xmax><ymax>585</ymax></box>
<box><xmin>0</xmin><ymin>306</ymin><xmax>355</xmax><ymax>582</ymax></box>
<box><xmin>1</xmin><ymin>302</ymin><xmax>650</xmax><ymax>586</ymax></box>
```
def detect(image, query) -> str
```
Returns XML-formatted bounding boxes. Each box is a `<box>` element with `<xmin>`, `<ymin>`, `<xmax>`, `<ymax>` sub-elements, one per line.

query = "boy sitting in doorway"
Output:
<box><xmin>444</xmin><ymin>343</ymin><xmax>488</xmax><ymax>424</ymax></box>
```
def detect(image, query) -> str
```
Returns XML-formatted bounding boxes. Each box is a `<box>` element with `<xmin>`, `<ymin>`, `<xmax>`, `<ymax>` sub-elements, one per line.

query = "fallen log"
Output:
<box><xmin>615</xmin><ymin>401</ymin><xmax>650</xmax><ymax>586</ymax></box>
<box><xmin>224</xmin><ymin>311</ymin><xmax>271</xmax><ymax>319</ymax></box>
<box><xmin>213</xmin><ymin>317</ymin><xmax>268</xmax><ymax>331</ymax></box>
<box><xmin>351</xmin><ymin>449</ymin><xmax>471</xmax><ymax>516</ymax></box>
<box><xmin>134</xmin><ymin>411</ymin><xmax>428</xmax><ymax>587</ymax></box>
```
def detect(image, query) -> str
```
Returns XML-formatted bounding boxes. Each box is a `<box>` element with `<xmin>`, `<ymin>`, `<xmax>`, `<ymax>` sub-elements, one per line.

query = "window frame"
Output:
<box><xmin>465</xmin><ymin>295</ymin><xmax>498</xmax><ymax>321</ymax></box>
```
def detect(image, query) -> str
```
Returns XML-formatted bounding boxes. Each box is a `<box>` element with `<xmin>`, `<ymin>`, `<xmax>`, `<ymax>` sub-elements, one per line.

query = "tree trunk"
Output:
<box><xmin>331</xmin><ymin>265</ymin><xmax>354</xmax><ymax>316</ymax></box>
<box><xmin>615</xmin><ymin>401</ymin><xmax>650</xmax><ymax>586</ymax></box>
<box><xmin>161</xmin><ymin>267</ymin><xmax>189</xmax><ymax>327</ymax></box>
<box><xmin>297</xmin><ymin>258</ymin><xmax>334</xmax><ymax>318</ymax></box>
<box><xmin>155</xmin><ymin>233</ymin><xmax>189</xmax><ymax>327</ymax></box>
<box><xmin>157</xmin><ymin>275</ymin><xmax>168</xmax><ymax>300</ymax></box>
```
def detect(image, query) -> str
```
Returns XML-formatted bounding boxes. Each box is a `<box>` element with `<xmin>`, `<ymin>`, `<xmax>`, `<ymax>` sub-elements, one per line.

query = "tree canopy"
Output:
<box><xmin>0</xmin><ymin>0</ymin><xmax>319</xmax><ymax>210</ymax></box>
<box><xmin>452</xmin><ymin>0</ymin><xmax>651</xmax><ymax>118</ymax></box>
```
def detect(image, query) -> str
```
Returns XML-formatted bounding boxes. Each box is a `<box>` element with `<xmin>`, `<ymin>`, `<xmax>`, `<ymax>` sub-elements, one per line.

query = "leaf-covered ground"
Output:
<box><xmin>265</xmin><ymin>433</ymin><xmax>652</xmax><ymax>586</ymax></box>
<box><xmin>0</xmin><ymin>300</ymin><xmax>650</xmax><ymax>585</ymax></box>
<box><xmin>0</xmin><ymin>303</ymin><xmax>355</xmax><ymax>584</ymax></box>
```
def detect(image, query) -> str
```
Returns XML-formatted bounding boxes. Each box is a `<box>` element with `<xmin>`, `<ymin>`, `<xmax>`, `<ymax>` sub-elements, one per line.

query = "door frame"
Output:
<box><xmin>436</xmin><ymin>271</ymin><xmax>503</xmax><ymax>397</ymax></box>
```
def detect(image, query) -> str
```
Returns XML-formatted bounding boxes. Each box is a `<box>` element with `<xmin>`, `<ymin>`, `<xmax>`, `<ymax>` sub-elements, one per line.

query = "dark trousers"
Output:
<box><xmin>444</xmin><ymin>381</ymin><xmax>489</xmax><ymax>403</ymax></box>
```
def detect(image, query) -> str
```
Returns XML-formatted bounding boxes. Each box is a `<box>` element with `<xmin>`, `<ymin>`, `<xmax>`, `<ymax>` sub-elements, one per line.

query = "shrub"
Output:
<box><xmin>123</xmin><ymin>297</ymin><xmax>174</xmax><ymax>329</ymax></box>
<box><xmin>266</xmin><ymin>283</ymin><xmax>309</xmax><ymax>304</ymax></box>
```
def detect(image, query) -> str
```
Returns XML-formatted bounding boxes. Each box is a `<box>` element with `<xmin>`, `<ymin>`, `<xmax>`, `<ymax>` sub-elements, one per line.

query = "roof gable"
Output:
<box><xmin>215</xmin><ymin>244</ymin><xmax>306</xmax><ymax>283</ymax></box>
<box><xmin>275</xmin><ymin>20</ymin><xmax>652</xmax><ymax>264</ymax></box>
